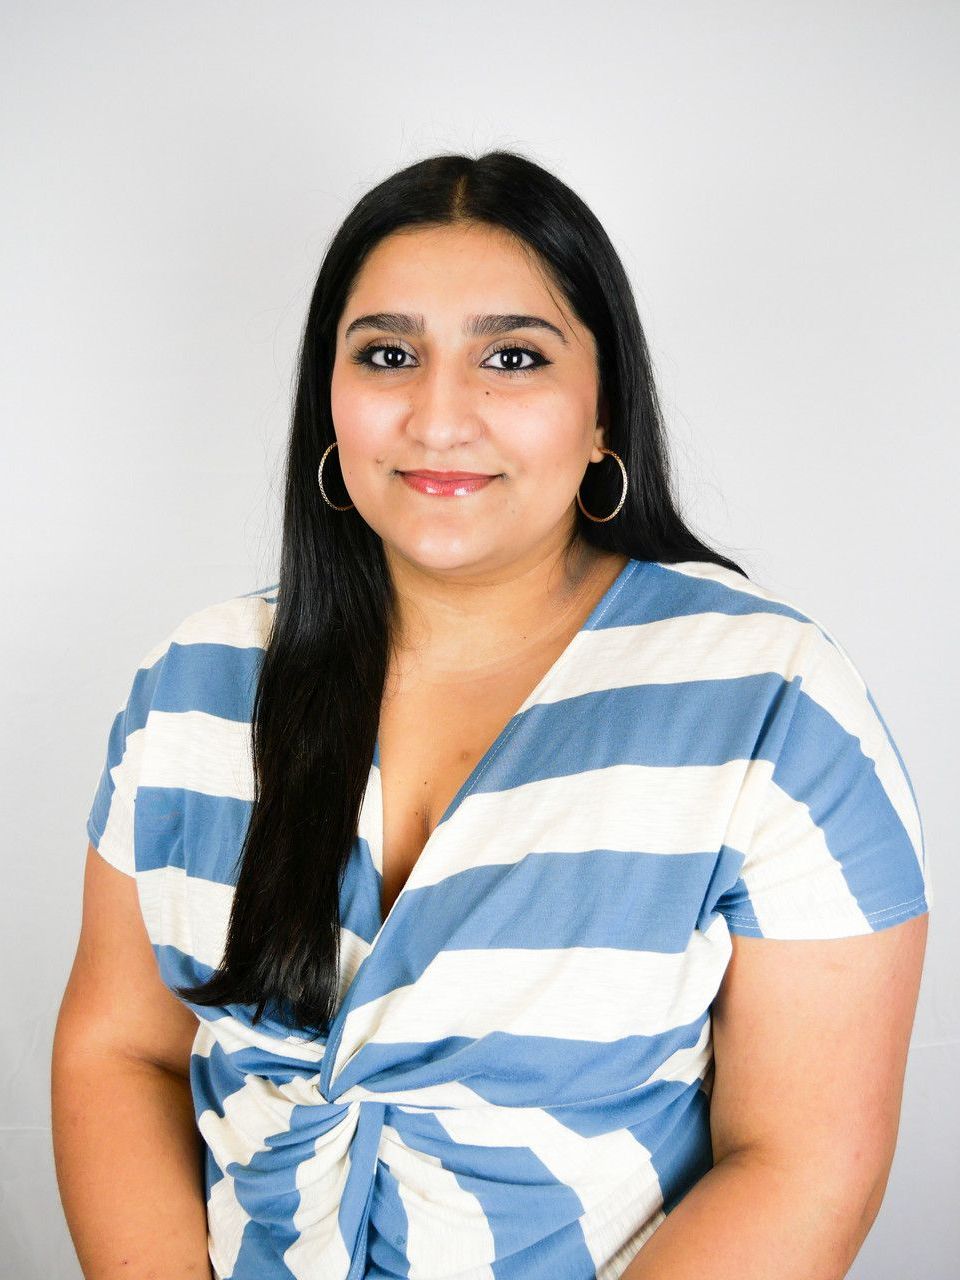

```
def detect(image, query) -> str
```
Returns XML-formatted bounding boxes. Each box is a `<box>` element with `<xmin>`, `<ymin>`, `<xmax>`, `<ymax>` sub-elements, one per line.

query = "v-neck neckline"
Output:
<box><xmin>369</xmin><ymin>554</ymin><xmax>640</xmax><ymax>940</ymax></box>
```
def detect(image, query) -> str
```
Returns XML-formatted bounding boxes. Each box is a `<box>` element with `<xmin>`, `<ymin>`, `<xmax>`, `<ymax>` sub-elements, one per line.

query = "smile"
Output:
<box><xmin>397</xmin><ymin>471</ymin><xmax>501</xmax><ymax>497</ymax></box>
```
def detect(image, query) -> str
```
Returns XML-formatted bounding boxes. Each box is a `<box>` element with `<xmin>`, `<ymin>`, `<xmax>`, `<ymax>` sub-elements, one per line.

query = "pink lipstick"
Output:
<box><xmin>398</xmin><ymin>470</ymin><xmax>500</xmax><ymax>497</ymax></box>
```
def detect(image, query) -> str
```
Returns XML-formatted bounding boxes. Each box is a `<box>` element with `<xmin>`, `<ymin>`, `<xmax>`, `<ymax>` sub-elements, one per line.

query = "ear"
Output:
<box><xmin>592</xmin><ymin>390</ymin><xmax>610</xmax><ymax>461</ymax></box>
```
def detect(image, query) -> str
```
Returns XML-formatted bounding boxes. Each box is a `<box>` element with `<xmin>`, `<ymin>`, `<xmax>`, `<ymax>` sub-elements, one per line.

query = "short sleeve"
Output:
<box><xmin>716</xmin><ymin>628</ymin><xmax>932</xmax><ymax>940</ymax></box>
<box><xmin>86</xmin><ymin>634</ymin><xmax>171</xmax><ymax>876</ymax></box>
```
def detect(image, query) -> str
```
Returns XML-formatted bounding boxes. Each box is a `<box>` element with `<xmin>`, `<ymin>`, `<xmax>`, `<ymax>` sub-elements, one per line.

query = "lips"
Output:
<box><xmin>400</xmin><ymin>471</ymin><xmax>497</xmax><ymax>479</ymax></box>
<box><xmin>398</xmin><ymin>470</ymin><xmax>500</xmax><ymax>497</ymax></box>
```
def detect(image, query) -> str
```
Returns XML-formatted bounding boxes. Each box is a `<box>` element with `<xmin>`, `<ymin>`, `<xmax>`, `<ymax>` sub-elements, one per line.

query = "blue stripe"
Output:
<box><xmin>86</xmin><ymin>649</ymin><xmax>170</xmax><ymax>847</ymax></box>
<box><xmin>332</xmin><ymin>1016</ymin><xmax>712</xmax><ymax>1116</ymax></box>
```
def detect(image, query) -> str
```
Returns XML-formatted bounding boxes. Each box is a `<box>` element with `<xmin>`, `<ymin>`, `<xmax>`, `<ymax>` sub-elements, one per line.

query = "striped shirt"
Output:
<box><xmin>86</xmin><ymin>557</ymin><xmax>932</xmax><ymax>1279</ymax></box>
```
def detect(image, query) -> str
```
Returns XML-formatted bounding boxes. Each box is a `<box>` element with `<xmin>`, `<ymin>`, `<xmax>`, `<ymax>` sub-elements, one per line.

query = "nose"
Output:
<box><xmin>402</xmin><ymin>356</ymin><xmax>484</xmax><ymax>453</ymax></box>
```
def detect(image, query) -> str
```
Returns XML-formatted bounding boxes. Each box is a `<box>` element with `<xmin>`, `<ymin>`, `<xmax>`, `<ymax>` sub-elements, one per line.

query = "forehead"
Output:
<box><xmin>341</xmin><ymin>223</ymin><xmax>580</xmax><ymax>337</ymax></box>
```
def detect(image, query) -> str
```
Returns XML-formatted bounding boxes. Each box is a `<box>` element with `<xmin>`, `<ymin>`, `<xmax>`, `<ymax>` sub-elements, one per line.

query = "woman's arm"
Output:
<box><xmin>620</xmin><ymin>1144</ymin><xmax>880</xmax><ymax>1279</ymax></box>
<box><xmin>622</xmin><ymin>913</ymin><xmax>928</xmax><ymax>1279</ymax></box>
<box><xmin>51</xmin><ymin>845</ymin><xmax>213</xmax><ymax>1279</ymax></box>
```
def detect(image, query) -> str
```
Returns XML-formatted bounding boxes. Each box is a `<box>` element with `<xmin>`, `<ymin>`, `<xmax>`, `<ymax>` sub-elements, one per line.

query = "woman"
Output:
<box><xmin>53</xmin><ymin>151</ymin><xmax>931</xmax><ymax>1280</ymax></box>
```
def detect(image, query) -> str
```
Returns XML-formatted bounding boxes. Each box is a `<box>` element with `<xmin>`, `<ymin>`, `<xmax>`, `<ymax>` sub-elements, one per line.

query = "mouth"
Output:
<box><xmin>395</xmin><ymin>470</ymin><xmax>503</xmax><ymax>497</ymax></box>
<box><xmin>397</xmin><ymin>470</ymin><xmax>501</xmax><ymax>479</ymax></box>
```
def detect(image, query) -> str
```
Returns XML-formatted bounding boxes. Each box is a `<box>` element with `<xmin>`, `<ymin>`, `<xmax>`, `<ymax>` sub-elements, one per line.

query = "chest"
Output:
<box><xmin>375</xmin><ymin>640</ymin><xmax>577</xmax><ymax>922</ymax></box>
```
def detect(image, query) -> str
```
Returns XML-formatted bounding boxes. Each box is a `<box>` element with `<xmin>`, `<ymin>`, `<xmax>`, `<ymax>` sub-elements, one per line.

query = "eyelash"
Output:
<box><xmin>350</xmin><ymin>339</ymin><xmax>552</xmax><ymax>377</ymax></box>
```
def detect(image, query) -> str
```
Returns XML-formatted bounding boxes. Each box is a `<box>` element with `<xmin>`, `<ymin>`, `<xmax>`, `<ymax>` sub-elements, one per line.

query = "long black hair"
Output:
<box><xmin>176</xmin><ymin>149</ymin><xmax>748</xmax><ymax>1037</ymax></box>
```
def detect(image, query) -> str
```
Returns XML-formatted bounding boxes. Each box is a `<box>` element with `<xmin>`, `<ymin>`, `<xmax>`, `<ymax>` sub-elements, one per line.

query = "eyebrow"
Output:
<box><xmin>343</xmin><ymin>312</ymin><xmax>568</xmax><ymax>346</ymax></box>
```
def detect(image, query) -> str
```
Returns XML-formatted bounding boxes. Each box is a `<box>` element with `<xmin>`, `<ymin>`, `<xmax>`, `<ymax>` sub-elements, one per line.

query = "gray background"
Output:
<box><xmin>2</xmin><ymin>1</ymin><xmax>956</xmax><ymax>1275</ymax></box>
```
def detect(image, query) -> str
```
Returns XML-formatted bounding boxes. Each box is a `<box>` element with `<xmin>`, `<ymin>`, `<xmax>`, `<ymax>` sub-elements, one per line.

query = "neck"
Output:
<box><xmin>383</xmin><ymin>535</ymin><xmax>612</xmax><ymax>677</ymax></box>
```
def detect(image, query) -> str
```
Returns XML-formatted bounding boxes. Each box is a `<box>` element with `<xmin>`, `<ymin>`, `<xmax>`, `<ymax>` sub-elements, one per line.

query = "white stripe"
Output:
<box><xmin>192</xmin><ymin>1013</ymin><xmax>329</xmax><ymax>1066</ymax></box>
<box><xmin>197</xmin><ymin>1070</ymin><xmax>324</xmax><ymax>1169</ymax></box>
<box><xmin>644</xmin><ymin>1011</ymin><xmax>713</xmax><ymax>1088</ymax></box>
<box><xmin>405</xmin><ymin>760</ymin><xmax>755</xmax><ymax>893</ymax></box>
<box><xmin>536</xmin><ymin>608</ymin><xmax>820</xmax><ymax>706</ymax></box>
<box><xmin>437</xmin><ymin>1102</ymin><xmax>655</xmax><ymax>1214</ymax></box>
<box><xmin>143</xmin><ymin>709</ymin><xmax>255</xmax><ymax>800</ymax></box>
<box><xmin>138</xmin><ymin>865</ymin><xmax>233</xmax><ymax>968</ymax></box>
<box><xmin>800</xmin><ymin>632</ymin><xmax>924</xmax><ymax>866</ymax></box>
<box><xmin>173</xmin><ymin>594</ymin><xmax>275</xmax><ymax>650</ymax></box>
<box><xmin>93</xmin><ymin>724</ymin><xmax>146</xmax><ymax>875</ymax></box>
<box><xmin>356</xmin><ymin>760</ymin><xmax>383</xmax><ymax>863</ymax></box>
<box><xmin>333</xmin><ymin>917</ymin><xmax>731</xmax><ymax>1062</ymax></box>
<box><xmin>592</xmin><ymin>1197</ymin><xmax>666</xmax><ymax>1279</ymax></box>
<box><xmin>740</xmin><ymin>776</ymin><xmax>876</xmax><ymax>938</ymax></box>
<box><xmin>381</xmin><ymin>1123</ymin><xmax>496</xmax><ymax>1276</ymax></box>
<box><xmin>284</xmin><ymin>1105</ymin><xmax>360</xmax><ymax>1280</ymax></box>
<box><xmin>206</xmin><ymin>1171</ymin><xmax>250</xmax><ymax>1280</ymax></box>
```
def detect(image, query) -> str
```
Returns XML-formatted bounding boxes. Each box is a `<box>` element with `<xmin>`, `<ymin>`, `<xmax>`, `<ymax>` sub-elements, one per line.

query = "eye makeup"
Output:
<box><xmin>349</xmin><ymin>339</ymin><xmax>552</xmax><ymax>377</ymax></box>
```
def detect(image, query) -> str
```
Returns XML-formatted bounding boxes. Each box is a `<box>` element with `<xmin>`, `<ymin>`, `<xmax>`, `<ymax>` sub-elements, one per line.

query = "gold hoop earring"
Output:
<box><xmin>317</xmin><ymin>440</ymin><xmax>354</xmax><ymax>511</ymax></box>
<box><xmin>576</xmin><ymin>447</ymin><xmax>628</xmax><ymax>522</ymax></box>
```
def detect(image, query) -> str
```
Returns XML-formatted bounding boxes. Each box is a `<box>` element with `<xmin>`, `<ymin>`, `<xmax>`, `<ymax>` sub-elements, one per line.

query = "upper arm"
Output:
<box><xmin>64</xmin><ymin>628</ymin><xmax>198</xmax><ymax>1072</ymax></box>
<box><xmin>709</xmin><ymin>912</ymin><xmax>929</xmax><ymax>1211</ymax></box>
<box><xmin>705</xmin><ymin>610</ymin><xmax>932</xmax><ymax>1210</ymax></box>
<box><xmin>53</xmin><ymin>842</ymin><xmax>199</xmax><ymax>1078</ymax></box>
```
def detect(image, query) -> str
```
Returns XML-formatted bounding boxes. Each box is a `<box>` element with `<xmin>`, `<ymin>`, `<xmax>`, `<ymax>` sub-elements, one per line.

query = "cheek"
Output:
<box><xmin>495</xmin><ymin>400</ymin><xmax>591</xmax><ymax>476</ymax></box>
<box><xmin>329</xmin><ymin>378</ymin><xmax>398</xmax><ymax>455</ymax></box>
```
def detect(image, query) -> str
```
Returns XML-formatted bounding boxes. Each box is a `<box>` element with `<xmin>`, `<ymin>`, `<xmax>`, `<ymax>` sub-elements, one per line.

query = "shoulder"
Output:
<box><xmin>166</xmin><ymin>582</ymin><xmax>278</xmax><ymax>653</ymax></box>
<box><xmin>642</xmin><ymin>563</ymin><xmax>930</xmax><ymax>935</ymax></box>
<box><xmin>634</xmin><ymin>558</ymin><xmax>864</xmax><ymax>688</ymax></box>
<box><xmin>641</xmin><ymin>558</ymin><xmax>836</xmax><ymax>635</ymax></box>
<box><xmin>139</xmin><ymin>582</ymin><xmax>278</xmax><ymax>717</ymax></box>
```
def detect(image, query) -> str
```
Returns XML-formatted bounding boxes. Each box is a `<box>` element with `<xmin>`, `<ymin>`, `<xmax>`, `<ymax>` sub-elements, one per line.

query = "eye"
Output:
<box><xmin>349</xmin><ymin>340</ymin><xmax>552</xmax><ymax>375</ymax></box>
<box><xmin>481</xmin><ymin>343</ymin><xmax>551</xmax><ymax>375</ymax></box>
<box><xmin>350</xmin><ymin>342</ymin><xmax>413</xmax><ymax>370</ymax></box>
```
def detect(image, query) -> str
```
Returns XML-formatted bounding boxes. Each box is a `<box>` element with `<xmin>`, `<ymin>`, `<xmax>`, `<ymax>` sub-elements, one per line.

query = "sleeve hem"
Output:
<box><xmin>723</xmin><ymin>893</ymin><xmax>929</xmax><ymax>938</ymax></box>
<box><xmin>85</xmin><ymin>815</ymin><xmax>136</xmax><ymax>878</ymax></box>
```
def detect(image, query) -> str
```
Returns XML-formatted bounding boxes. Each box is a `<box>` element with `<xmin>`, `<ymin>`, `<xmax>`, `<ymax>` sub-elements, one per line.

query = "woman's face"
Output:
<box><xmin>330</xmin><ymin>221</ymin><xmax>608</xmax><ymax>576</ymax></box>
